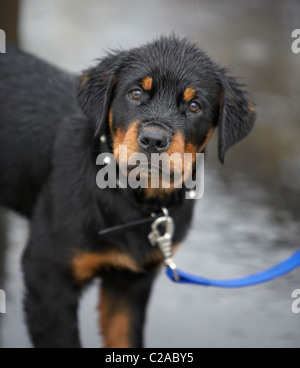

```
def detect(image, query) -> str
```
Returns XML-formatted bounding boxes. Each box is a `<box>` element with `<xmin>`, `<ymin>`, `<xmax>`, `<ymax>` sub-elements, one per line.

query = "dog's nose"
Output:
<box><xmin>138</xmin><ymin>129</ymin><xmax>171</xmax><ymax>153</ymax></box>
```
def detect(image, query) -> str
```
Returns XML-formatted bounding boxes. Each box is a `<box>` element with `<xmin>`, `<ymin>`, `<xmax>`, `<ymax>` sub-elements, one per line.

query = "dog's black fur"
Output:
<box><xmin>0</xmin><ymin>36</ymin><xmax>255</xmax><ymax>348</ymax></box>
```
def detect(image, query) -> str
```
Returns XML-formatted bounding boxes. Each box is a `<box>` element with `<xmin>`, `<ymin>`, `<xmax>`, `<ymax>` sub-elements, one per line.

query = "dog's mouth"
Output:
<box><xmin>116</xmin><ymin>148</ymin><xmax>193</xmax><ymax>192</ymax></box>
<box><xmin>126</xmin><ymin>162</ymin><xmax>176</xmax><ymax>178</ymax></box>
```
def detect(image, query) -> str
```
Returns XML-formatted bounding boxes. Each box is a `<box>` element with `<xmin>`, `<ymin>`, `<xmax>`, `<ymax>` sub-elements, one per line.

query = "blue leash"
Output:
<box><xmin>99</xmin><ymin>206</ymin><xmax>300</xmax><ymax>288</ymax></box>
<box><xmin>166</xmin><ymin>249</ymin><xmax>300</xmax><ymax>288</ymax></box>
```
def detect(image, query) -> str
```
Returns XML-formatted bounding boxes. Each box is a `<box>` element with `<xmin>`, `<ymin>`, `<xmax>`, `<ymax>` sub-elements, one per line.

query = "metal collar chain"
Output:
<box><xmin>148</xmin><ymin>208</ymin><xmax>179</xmax><ymax>281</ymax></box>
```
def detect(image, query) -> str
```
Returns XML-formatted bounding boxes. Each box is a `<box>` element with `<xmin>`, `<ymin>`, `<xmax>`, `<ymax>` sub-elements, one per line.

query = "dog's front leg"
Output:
<box><xmin>99</xmin><ymin>270</ymin><xmax>157</xmax><ymax>348</ymax></box>
<box><xmin>22</xmin><ymin>244</ymin><xmax>82</xmax><ymax>348</ymax></box>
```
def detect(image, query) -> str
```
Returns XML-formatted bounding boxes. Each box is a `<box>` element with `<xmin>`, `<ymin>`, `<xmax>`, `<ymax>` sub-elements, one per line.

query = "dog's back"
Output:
<box><xmin>0</xmin><ymin>46</ymin><xmax>78</xmax><ymax>217</ymax></box>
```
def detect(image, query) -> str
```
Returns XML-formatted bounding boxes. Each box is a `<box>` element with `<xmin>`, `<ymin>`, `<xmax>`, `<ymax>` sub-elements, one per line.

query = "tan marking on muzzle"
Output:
<box><xmin>185</xmin><ymin>126</ymin><xmax>215</xmax><ymax>163</ymax></box>
<box><xmin>144</xmin><ymin>131</ymin><xmax>185</xmax><ymax>199</ymax></box>
<box><xmin>114</xmin><ymin>121</ymin><xmax>140</xmax><ymax>164</ymax></box>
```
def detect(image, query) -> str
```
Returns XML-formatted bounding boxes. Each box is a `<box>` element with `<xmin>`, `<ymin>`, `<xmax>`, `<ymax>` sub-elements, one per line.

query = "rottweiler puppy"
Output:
<box><xmin>0</xmin><ymin>36</ymin><xmax>255</xmax><ymax>348</ymax></box>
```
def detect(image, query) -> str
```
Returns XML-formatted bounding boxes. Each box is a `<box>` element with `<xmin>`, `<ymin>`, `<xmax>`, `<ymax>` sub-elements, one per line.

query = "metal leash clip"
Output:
<box><xmin>148</xmin><ymin>208</ymin><xmax>180</xmax><ymax>281</ymax></box>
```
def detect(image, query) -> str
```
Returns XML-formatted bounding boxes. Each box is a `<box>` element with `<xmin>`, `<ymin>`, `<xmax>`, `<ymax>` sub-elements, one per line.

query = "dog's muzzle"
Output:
<box><xmin>138</xmin><ymin>127</ymin><xmax>171</xmax><ymax>153</ymax></box>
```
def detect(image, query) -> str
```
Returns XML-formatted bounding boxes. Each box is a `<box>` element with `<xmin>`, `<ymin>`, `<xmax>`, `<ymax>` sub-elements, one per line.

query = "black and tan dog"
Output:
<box><xmin>0</xmin><ymin>36</ymin><xmax>255</xmax><ymax>348</ymax></box>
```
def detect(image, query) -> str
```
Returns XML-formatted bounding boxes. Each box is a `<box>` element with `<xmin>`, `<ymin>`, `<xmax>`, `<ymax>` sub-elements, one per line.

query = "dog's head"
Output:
<box><xmin>78</xmin><ymin>36</ymin><xmax>255</xmax><ymax>194</ymax></box>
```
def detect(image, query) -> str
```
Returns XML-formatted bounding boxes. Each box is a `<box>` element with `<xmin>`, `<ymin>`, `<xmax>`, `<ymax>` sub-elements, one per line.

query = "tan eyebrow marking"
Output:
<box><xmin>141</xmin><ymin>76</ymin><xmax>153</xmax><ymax>91</ymax></box>
<box><xmin>183</xmin><ymin>87</ymin><xmax>196</xmax><ymax>102</ymax></box>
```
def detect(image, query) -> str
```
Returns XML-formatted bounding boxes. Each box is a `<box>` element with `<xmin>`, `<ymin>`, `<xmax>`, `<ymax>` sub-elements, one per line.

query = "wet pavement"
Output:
<box><xmin>0</xmin><ymin>0</ymin><xmax>299</xmax><ymax>348</ymax></box>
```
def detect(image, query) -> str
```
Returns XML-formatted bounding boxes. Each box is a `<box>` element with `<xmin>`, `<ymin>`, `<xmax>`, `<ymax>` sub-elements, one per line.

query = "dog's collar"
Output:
<box><xmin>98</xmin><ymin>209</ymin><xmax>163</xmax><ymax>238</ymax></box>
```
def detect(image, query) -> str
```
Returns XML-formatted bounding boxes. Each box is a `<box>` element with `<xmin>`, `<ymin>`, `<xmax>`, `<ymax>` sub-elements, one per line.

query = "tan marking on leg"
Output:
<box><xmin>72</xmin><ymin>251</ymin><xmax>140</xmax><ymax>283</ymax></box>
<box><xmin>99</xmin><ymin>288</ymin><xmax>131</xmax><ymax>348</ymax></box>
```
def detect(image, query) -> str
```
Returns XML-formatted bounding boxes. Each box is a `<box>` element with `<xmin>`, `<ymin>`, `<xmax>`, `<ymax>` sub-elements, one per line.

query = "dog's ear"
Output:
<box><xmin>217</xmin><ymin>71</ymin><xmax>256</xmax><ymax>163</ymax></box>
<box><xmin>77</xmin><ymin>51</ymin><xmax>127</xmax><ymax>135</ymax></box>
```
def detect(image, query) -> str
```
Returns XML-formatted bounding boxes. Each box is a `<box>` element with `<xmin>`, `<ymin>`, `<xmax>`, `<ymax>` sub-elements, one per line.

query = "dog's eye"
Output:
<box><xmin>129</xmin><ymin>89</ymin><xmax>142</xmax><ymax>100</ymax></box>
<box><xmin>189</xmin><ymin>101</ymin><xmax>202</xmax><ymax>113</ymax></box>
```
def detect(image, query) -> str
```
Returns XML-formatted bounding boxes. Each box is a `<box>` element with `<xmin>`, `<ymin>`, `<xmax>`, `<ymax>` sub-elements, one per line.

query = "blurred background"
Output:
<box><xmin>0</xmin><ymin>0</ymin><xmax>299</xmax><ymax>348</ymax></box>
